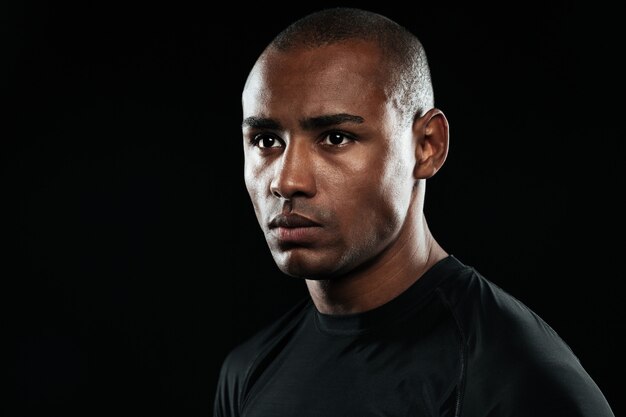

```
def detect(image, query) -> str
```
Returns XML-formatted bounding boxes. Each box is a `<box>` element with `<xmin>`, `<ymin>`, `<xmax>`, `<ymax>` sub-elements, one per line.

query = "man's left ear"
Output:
<box><xmin>413</xmin><ymin>108</ymin><xmax>449</xmax><ymax>179</ymax></box>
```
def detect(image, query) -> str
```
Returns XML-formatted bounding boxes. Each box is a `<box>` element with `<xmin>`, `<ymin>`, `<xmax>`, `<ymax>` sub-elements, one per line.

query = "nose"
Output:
<box><xmin>270</xmin><ymin>139</ymin><xmax>316</xmax><ymax>200</ymax></box>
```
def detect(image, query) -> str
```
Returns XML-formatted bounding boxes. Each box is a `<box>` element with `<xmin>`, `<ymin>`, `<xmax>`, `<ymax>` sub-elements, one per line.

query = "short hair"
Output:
<box><xmin>268</xmin><ymin>7</ymin><xmax>434</xmax><ymax>125</ymax></box>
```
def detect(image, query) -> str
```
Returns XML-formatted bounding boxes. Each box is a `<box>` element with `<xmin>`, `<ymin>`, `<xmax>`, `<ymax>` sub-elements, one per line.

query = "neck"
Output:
<box><xmin>305</xmin><ymin>210</ymin><xmax>447</xmax><ymax>315</ymax></box>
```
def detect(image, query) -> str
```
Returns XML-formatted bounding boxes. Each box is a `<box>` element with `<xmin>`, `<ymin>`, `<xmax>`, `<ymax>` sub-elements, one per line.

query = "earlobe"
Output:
<box><xmin>413</xmin><ymin>108</ymin><xmax>449</xmax><ymax>179</ymax></box>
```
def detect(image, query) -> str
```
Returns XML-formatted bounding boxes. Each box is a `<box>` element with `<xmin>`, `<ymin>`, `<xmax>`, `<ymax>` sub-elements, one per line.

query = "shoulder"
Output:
<box><xmin>221</xmin><ymin>296</ymin><xmax>311</xmax><ymax>377</ymax></box>
<box><xmin>213</xmin><ymin>297</ymin><xmax>311</xmax><ymax>416</ymax></box>
<box><xmin>437</xmin><ymin>261</ymin><xmax>615</xmax><ymax>416</ymax></box>
<box><xmin>438</xmin><ymin>260</ymin><xmax>573</xmax><ymax>355</ymax></box>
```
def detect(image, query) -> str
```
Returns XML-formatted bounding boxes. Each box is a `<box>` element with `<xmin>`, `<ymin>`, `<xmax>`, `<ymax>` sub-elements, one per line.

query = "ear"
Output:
<box><xmin>413</xmin><ymin>108</ymin><xmax>449</xmax><ymax>179</ymax></box>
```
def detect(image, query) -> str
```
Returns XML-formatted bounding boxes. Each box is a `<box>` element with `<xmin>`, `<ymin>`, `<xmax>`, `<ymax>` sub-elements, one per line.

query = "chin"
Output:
<box><xmin>274</xmin><ymin>251</ymin><xmax>340</xmax><ymax>280</ymax></box>
<box><xmin>272</xmin><ymin>247</ymin><xmax>346</xmax><ymax>281</ymax></box>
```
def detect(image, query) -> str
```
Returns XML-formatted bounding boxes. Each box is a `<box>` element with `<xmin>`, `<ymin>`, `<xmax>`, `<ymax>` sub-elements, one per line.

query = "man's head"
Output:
<box><xmin>241</xmin><ymin>7</ymin><xmax>449</xmax><ymax>280</ymax></box>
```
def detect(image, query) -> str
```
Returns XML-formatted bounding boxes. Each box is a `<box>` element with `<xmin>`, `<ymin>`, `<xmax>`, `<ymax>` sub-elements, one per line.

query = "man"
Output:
<box><xmin>214</xmin><ymin>7</ymin><xmax>615</xmax><ymax>416</ymax></box>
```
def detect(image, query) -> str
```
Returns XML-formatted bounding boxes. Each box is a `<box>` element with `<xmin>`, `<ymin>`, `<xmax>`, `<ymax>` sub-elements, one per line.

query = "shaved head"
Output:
<box><xmin>260</xmin><ymin>7</ymin><xmax>434</xmax><ymax>126</ymax></box>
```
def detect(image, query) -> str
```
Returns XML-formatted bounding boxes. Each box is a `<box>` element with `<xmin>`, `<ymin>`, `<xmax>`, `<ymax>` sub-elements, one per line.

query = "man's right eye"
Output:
<box><xmin>253</xmin><ymin>134</ymin><xmax>283</xmax><ymax>149</ymax></box>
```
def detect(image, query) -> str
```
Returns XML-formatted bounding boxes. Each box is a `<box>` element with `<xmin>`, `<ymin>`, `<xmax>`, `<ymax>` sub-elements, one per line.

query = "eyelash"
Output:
<box><xmin>250</xmin><ymin>131</ymin><xmax>355</xmax><ymax>148</ymax></box>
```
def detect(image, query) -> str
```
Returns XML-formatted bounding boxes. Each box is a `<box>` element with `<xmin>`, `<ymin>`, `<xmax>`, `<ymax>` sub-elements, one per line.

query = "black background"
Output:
<box><xmin>4</xmin><ymin>2</ymin><xmax>624</xmax><ymax>416</ymax></box>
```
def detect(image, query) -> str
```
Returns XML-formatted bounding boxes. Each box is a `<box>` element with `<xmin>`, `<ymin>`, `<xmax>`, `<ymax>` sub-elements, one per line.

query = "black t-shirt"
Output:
<box><xmin>213</xmin><ymin>255</ymin><xmax>615</xmax><ymax>416</ymax></box>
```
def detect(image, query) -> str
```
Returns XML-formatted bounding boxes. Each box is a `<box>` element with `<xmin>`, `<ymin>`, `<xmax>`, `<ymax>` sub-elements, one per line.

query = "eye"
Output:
<box><xmin>321</xmin><ymin>132</ymin><xmax>353</xmax><ymax>146</ymax></box>
<box><xmin>253</xmin><ymin>133</ymin><xmax>283</xmax><ymax>149</ymax></box>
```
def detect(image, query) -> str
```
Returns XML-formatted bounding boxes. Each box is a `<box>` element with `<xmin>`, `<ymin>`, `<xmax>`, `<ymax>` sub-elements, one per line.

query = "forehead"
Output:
<box><xmin>242</xmin><ymin>40</ymin><xmax>390</xmax><ymax>118</ymax></box>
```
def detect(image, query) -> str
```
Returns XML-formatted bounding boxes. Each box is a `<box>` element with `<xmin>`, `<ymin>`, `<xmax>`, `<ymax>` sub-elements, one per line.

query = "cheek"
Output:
<box><xmin>337</xmin><ymin>149</ymin><xmax>413</xmax><ymax>234</ymax></box>
<box><xmin>243</xmin><ymin>165</ymin><xmax>257</xmax><ymax>198</ymax></box>
<box><xmin>327</xmin><ymin>156</ymin><xmax>392</xmax><ymax>220</ymax></box>
<box><xmin>244</xmin><ymin>158</ymin><xmax>269</xmax><ymax>216</ymax></box>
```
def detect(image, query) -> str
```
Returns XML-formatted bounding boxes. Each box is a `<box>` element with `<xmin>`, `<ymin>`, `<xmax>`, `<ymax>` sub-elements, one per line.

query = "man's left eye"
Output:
<box><xmin>321</xmin><ymin>132</ymin><xmax>352</xmax><ymax>146</ymax></box>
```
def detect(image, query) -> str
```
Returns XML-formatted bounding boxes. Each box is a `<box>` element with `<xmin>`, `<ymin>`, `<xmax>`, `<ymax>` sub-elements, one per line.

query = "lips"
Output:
<box><xmin>268</xmin><ymin>213</ymin><xmax>322</xmax><ymax>245</ymax></box>
<box><xmin>269</xmin><ymin>213</ymin><xmax>321</xmax><ymax>229</ymax></box>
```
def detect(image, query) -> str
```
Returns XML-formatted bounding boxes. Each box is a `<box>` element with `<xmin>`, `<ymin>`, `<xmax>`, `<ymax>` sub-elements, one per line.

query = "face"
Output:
<box><xmin>242</xmin><ymin>40</ymin><xmax>418</xmax><ymax>279</ymax></box>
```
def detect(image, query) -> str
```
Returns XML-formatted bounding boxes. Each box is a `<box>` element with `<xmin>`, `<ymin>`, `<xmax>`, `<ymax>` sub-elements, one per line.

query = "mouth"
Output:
<box><xmin>269</xmin><ymin>213</ymin><xmax>321</xmax><ymax>229</ymax></box>
<box><xmin>268</xmin><ymin>213</ymin><xmax>322</xmax><ymax>245</ymax></box>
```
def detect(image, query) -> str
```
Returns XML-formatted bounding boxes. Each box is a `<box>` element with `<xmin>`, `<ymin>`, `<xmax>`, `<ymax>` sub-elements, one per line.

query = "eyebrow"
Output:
<box><xmin>300</xmin><ymin>113</ymin><xmax>364</xmax><ymax>130</ymax></box>
<box><xmin>241</xmin><ymin>113</ymin><xmax>364</xmax><ymax>131</ymax></box>
<box><xmin>241</xmin><ymin>116</ymin><xmax>282</xmax><ymax>130</ymax></box>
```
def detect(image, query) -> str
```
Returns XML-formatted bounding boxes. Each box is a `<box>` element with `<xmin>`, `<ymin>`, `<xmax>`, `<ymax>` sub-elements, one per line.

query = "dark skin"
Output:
<box><xmin>242</xmin><ymin>39</ymin><xmax>450</xmax><ymax>315</ymax></box>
